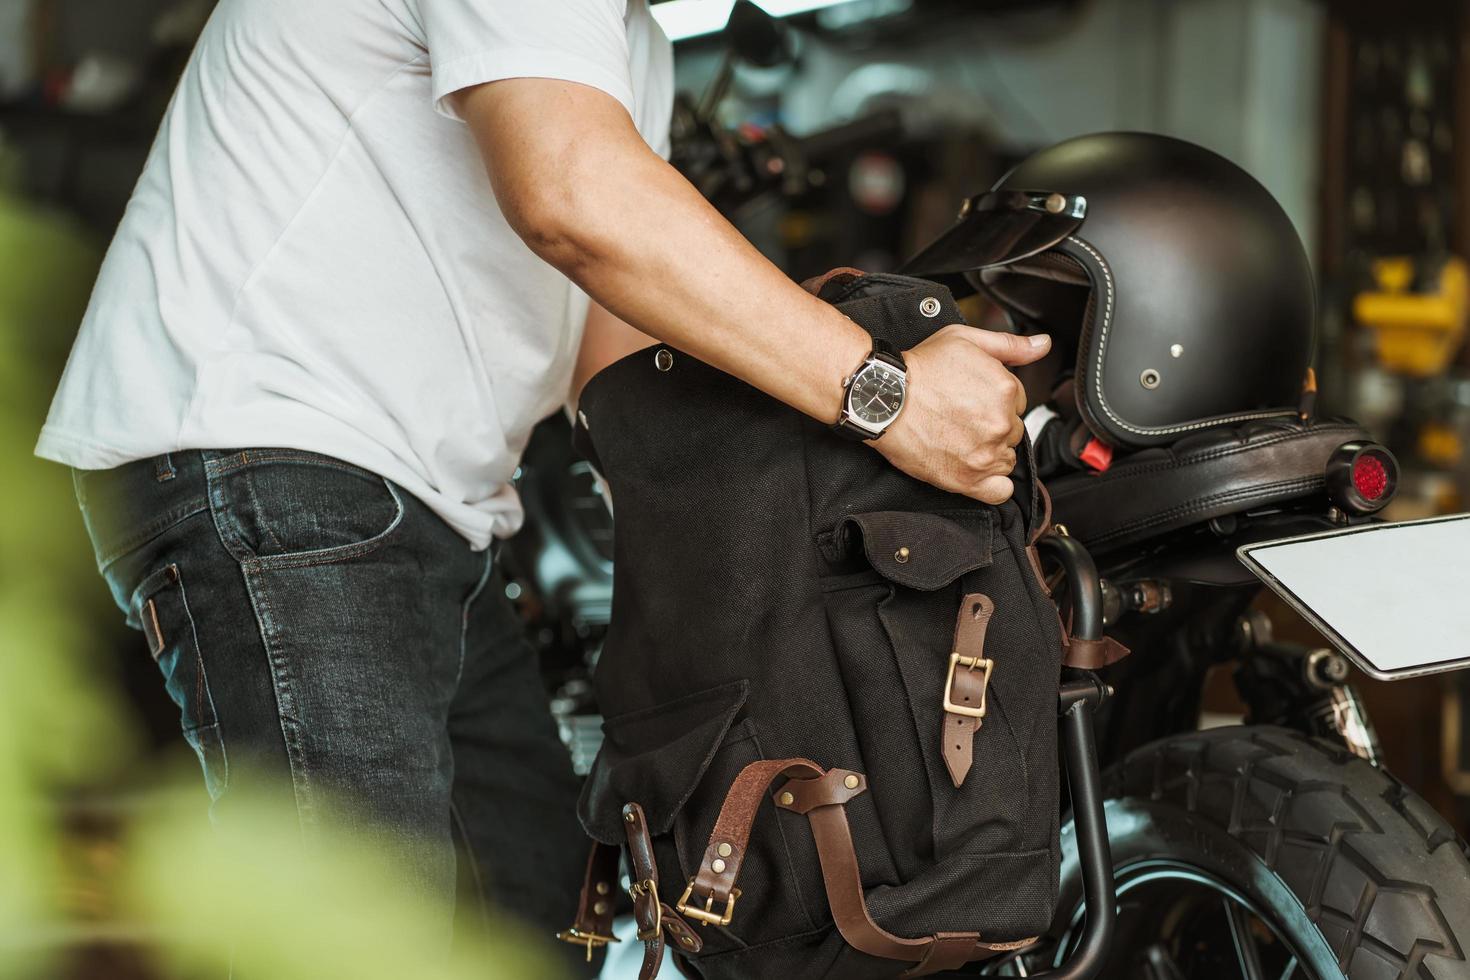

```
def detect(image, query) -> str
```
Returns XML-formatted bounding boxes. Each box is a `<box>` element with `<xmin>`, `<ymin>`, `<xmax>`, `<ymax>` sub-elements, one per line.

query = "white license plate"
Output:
<box><xmin>1238</xmin><ymin>514</ymin><xmax>1470</xmax><ymax>680</ymax></box>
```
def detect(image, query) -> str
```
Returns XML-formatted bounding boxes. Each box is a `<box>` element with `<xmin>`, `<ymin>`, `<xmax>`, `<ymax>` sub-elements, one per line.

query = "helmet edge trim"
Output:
<box><xmin>1064</xmin><ymin>234</ymin><xmax>1306</xmax><ymax>446</ymax></box>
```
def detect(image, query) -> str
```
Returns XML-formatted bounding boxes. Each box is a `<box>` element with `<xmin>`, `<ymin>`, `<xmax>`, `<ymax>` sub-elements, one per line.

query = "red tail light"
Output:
<box><xmin>1326</xmin><ymin>442</ymin><xmax>1398</xmax><ymax>514</ymax></box>
<box><xmin>1352</xmin><ymin>454</ymin><xmax>1389</xmax><ymax>501</ymax></box>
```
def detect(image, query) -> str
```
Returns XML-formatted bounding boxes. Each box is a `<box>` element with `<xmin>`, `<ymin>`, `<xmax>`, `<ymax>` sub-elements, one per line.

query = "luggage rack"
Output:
<box><xmin>940</xmin><ymin>533</ymin><xmax>1117</xmax><ymax>979</ymax></box>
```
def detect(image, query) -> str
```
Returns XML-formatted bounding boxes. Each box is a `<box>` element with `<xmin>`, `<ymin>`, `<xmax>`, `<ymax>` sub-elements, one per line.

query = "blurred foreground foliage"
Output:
<box><xmin>0</xmin><ymin>166</ymin><xmax>556</xmax><ymax>978</ymax></box>
<box><xmin>124</xmin><ymin>782</ymin><xmax>556</xmax><ymax>980</ymax></box>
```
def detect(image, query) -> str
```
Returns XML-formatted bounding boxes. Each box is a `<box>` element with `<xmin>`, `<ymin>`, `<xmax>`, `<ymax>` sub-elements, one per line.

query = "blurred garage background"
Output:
<box><xmin>4</xmin><ymin>0</ymin><xmax>1470</xmax><ymax>977</ymax></box>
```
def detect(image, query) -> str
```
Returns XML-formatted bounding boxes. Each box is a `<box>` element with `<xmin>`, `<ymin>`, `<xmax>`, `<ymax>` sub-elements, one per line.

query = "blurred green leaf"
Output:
<box><xmin>122</xmin><ymin>782</ymin><xmax>558</xmax><ymax>980</ymax></box>
<box><xmin>1</xmin><ymin>193</ymin><xmax>561</xmax><ymax>980</ymax></box>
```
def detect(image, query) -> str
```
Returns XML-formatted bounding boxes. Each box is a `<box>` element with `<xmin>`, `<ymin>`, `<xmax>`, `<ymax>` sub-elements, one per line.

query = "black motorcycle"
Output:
<box><xmin>502</xmin><ymin>9</ymin><xmax>1470</xmax><ymax>979</ymax></box>
<box><xmin>1016</xmin><ymin>422</ymin><xmax>1470</xmax><ymax>979</ymax></box>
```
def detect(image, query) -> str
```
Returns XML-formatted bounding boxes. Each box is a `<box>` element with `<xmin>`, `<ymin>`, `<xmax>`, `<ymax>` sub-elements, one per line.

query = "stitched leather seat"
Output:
<box><xmin>1048</xmin><ymin>418</ymin><xmax>1371</xmax><ymax>555</ymax></box>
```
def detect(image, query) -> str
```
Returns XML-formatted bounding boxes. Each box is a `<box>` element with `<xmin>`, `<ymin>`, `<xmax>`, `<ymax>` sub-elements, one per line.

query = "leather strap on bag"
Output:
<box><xmin>1055</xmin><ymin>596</ymin><xmax>1130</xmax><ymax>670</ymax></box>
<box><xmin>1025</xmin><ymin>485</ymin><xmax>1055</xmax><ymax>597</ymax></box>
<box><xmin>781</xmin><ymin>773</ymin><xmax>1032</xmax><ymax>976</ymax></box>
<box><xmin>560</xmin><ymin>807</ymin><xmax>704</xmax><ymax>980</ymax></box>
<box><xmin>625</xmin><ymin>802</ymin><xmax>703</xmax><ymax>980</ymax></box>
<box><xmin>1027</xmin><ymin>483</ymin><xmax>1132</xmax><ymax>670</ymax></box>
<box><xmin>1063</xmin><ymin>634</ymin><xmax>1130</xmax><ymax>669</ymax></box>
<box><xmin>801</xmin><ymin>266</ymin><xmax>867</xmax><ymax>297</ymax></box>
<box><xmin>1032</xmin><ymin>477</ymin><xmax>1055</xmax><ymax>546</ymax></box>
<box><xmin>941</xmin><ymin>594</ymin><xmax>994</xmax><ymax>787</ymax></box>
<box><xmin>556</xmin><ymin>842</ymin><xmax>621</xmax><ymax>963</ymax></box>
<box><xmin>685</xmin><ymin>757</ymin><xmax>1034</xmax><ymax>976</ymax></box>
<box><xmin>682</xmin><ymin>758</ymin><xmax>828</xmax><ymax>920</ymax></box>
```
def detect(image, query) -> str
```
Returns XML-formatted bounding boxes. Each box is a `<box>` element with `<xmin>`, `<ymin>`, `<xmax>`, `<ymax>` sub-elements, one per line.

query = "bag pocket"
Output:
<box><xmin>579</xmin><ymin>680</ymin><xmax>816</xmax><ymax>953</ymax></box>
<box><xmin>133</xmin><ymin>563</ymin><xmax>228</xmax><ymax>801</ymax></box>
<box><xmin>820</xmin><ymin>508</ymin><xmax>1042</xmax><ymax>870</ymax></box>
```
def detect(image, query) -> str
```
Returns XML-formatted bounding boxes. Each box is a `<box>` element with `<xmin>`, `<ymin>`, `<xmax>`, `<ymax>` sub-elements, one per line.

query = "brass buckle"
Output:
<box><xmin>942</xmin><ymin>652</ymin><xmax>993</xmax><ymax>719</ymax></box>
<box><xmin>628</xmin><ymin>877</ymin><xmax>662</xmax><ymax>942</ymax></box>
<box><xmin>555</xmin><ymin>927</ymin><xmax>621</xmax><ymax>962</ymax></box>
<box><xmin>675</xmin><ymin>878</ymin><xmax>741</xmax><ymax>927</ymax></box>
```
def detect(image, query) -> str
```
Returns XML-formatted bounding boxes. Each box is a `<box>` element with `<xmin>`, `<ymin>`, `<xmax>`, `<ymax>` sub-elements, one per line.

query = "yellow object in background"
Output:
<box><xmin>1419</xmin><ymin>421</ymin><xmax>1464</xmax><ymax>468</ymax></box>
<box><xmin>1354</xmin><ymin>255</ymin><xmax>1469</xmax><ymax>377</ymax></box>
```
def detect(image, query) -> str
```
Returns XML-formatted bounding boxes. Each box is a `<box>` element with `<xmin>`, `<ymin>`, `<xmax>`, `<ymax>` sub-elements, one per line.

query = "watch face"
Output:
<box><xmin>848</xmin><ymin>364</ymin><xmax>906</xmax><ymax>427</ymax></box>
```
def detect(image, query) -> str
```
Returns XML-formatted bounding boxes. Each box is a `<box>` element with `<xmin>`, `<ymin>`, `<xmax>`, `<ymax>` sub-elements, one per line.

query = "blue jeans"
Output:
<box><xmin>74</xmin><ymin>449</ymin><xmax>588</xmax><ymax>967</ymax></box>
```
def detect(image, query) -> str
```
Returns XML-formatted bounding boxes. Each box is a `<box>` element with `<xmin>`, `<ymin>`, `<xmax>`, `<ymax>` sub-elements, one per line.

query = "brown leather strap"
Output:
<box><xmin>905</xmin><ymin>934</ymin><xmax>1003</xmax><ymax>977</ymax></box>
<box><xmin>778</xmin><ymin>767</ymin><xmax>867</xmax><ymax>813</ymax></box>
<box><xmin>557</xmin><ymin>842</ymin><xmax>621</xmax><ymax>964</ymax></box>
<box><xmin>774</xmin><ymin>770</ymin><xmax>1035</xmax><ymax>973</ymax></box>
<box><xmin>1063</xmin><ymin>634</ymin><xmax>1131</xmax><ymax>669</ymax></box>
<box><xmin>660</xmin><ymin>907</ymin><xmax>703</xmax><ymax>958</ymax></box>
<box><xmin>624</xmin><ymin>802</ymin><xmax>703</xmax><ymax>980</ymax></box>
<box><xmin>1031</xmin><ymin>481</ymin><xmax>1054</xmax><ymax>546</ymax></box>
<box><xmin>688</xmin><ymin>758</ymin><xmax>825</xmax><ymax>907</ymax></box>
<box><xmin>1026</xmin><ymin>518</ymin><xmax>1131</xmax><ymax>670</ymax></box>
<box><xmin>1025</xmin><ymin>484</ymin><xmax>1057</xmax><ymax>596</ymax></box>
<box><xmin>580</xmin><ymin>843</ymin><xmax>621</xmax><ymax>938</ymax></box>
<box><xmin>797</xmin><ymin>795</ymin><xmax>930</xmax><ymax>961</ymax></box>
<box><xmin>1055</xmin><ymin>600</ymin><xmax>1131</xmax><ymax>670</ymax></box>
<box><xmin>638</xmin><ymin>924</ymin><xmax>662</xmax><ymax>978</ymax></box>
<box><xmin>1026</xmin><ymin>543</ymin><xmax>1052</xmax><ymax>597</ymax></box>
<box><xmin>685</xmin><ymin>757</ymin><xmax>1037</xmax><ymax>971</ymax></box>
<box><xmin>624</xmin><ymin>804</ymin><xmax>665</xmax><ymax>979</ymax></box>
<box><xmin>942</xmin><ymin>594</ymin><xmax>994</xmax><ymax>787</ymax></box>
<box><xmin>801</xmin><ymin>266</ymin><xmax>867</xmax><ymax>297</ymax></box>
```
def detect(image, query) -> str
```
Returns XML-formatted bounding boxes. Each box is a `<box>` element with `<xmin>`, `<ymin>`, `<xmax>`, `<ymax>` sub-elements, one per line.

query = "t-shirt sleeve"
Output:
<box><xmin>418</xmin><ymin>0</ymin><xmax>636</xmax><ymax>121</ymax></box>
<box><xmin>627</xmin><ymin>1</ymin><xmax>674</xmax><ymax>159</ymax></box>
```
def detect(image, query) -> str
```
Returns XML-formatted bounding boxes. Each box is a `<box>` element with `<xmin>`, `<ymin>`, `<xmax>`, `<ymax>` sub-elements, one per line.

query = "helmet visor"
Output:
<box><xmin>900</xmin><ymin>190</ymin><xmax>1087</xmax><ymax>283</ymax></box>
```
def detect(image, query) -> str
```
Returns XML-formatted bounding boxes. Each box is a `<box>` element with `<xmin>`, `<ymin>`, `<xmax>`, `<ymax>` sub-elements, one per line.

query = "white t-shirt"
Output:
<box><xmin>37</xmin><ymin>0</ymin><xmax>673</xmax><ymax>550</ymax></box>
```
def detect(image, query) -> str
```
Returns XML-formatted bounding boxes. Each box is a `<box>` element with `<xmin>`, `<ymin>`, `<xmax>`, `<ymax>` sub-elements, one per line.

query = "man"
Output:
<box><xmin>39</xmin><ymin>0</ymin><xmax>1048</xmax><ymax>955</ymax></box>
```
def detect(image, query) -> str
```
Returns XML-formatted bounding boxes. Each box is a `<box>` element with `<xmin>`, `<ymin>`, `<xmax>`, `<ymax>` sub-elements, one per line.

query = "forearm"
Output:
<box><xmin>464</xmin><ymin>83</ymin><xmax>868</xmax><ymax>423</ymax></box>
<box><xmin>561</xmin><ymin>156</ymin><xmax>866</xmax><ymax>419</ymax></box>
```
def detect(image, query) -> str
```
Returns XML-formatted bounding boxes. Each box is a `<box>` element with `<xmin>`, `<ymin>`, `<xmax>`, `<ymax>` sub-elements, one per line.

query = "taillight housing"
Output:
<box><xmin>1325</xmin><ymin>442</ymin><xmax>1399</xmax><ymax>514</ymax></box>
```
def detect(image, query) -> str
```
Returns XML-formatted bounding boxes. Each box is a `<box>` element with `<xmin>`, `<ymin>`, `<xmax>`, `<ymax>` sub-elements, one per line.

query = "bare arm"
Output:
<box><xmin>456</xmin><ymin>79</ymin><xmax>1048</xmax><ymax>503</ymax></box>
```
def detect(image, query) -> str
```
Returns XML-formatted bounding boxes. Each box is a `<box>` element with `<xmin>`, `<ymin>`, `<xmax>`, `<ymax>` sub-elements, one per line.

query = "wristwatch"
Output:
<box><xmin>834</xmin><ymin>339</ymin><xmax>908</xmax><ymax>440</ymax></box>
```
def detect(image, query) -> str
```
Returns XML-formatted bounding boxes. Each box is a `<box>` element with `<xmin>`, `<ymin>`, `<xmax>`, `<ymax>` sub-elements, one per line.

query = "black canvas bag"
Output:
<box><xmin>564</xmin><ymin>271</ymin><xmax>1071</xmax><ymax>979</ymax></box>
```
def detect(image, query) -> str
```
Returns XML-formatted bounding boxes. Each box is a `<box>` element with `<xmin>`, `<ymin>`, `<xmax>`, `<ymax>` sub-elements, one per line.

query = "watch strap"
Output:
<box><xmin>834</xmin><ymin>415</ymin><xmax>878</xmax><ymax>441</ymax></box>
<box><xmin>870</xmin><ymin>338</ymin><xmax>905</xmax><ymax>370</ymax></box>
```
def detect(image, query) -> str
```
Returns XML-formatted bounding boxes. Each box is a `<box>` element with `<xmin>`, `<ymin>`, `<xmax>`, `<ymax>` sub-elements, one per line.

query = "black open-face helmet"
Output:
<box><xmin>902</xmin><ymin>132</ymin><xmax>1316</xmax><ymax>450</ymax></box>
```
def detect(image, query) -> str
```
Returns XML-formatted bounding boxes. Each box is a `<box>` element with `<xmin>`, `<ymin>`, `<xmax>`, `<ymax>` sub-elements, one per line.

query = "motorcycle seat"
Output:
<box><xmin>1047</xmin><ymin>417</ymin><xmax>1372</xmax><ymax>555</ymax></box>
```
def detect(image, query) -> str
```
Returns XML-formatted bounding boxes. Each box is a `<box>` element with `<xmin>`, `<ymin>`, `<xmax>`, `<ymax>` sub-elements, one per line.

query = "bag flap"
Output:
<box><xmin>578</xmin><ymin>679</ymin><xmax>750</xmax><ymax>845</ymax></box>
<box><xmin>840</xmin><ymin>510</ymin><xmax>993</xmax><ymax>590</ymax></box>
<box><xmin>824</xmin><ymin>274</ymin><xmax>966</xmax><ymax>351</ymax></box>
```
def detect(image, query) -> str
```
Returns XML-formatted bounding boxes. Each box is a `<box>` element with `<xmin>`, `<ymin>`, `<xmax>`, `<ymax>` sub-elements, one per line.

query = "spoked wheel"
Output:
<box><xmin>1004</xmin><ymin>726</ymin><xmax>1470</xmax><ymax>979</ymax></box>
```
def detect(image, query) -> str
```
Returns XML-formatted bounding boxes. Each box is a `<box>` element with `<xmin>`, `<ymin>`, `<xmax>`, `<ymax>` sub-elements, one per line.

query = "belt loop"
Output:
<box><xmin>155</xmin><ymin>453</ymin><xmax>177</xmax><ymax>482</ymax></box>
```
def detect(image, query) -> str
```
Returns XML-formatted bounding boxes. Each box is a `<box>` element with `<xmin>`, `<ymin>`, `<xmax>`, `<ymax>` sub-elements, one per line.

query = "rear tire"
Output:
<box><xmin>1045</xmin><ymin>726</ymin><xmax>1470</xmax><ymax>978</ymax></box>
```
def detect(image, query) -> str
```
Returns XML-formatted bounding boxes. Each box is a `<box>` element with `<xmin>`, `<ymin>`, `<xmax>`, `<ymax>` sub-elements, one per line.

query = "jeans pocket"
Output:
<box><xmin>204</xmin><ymin>449</ymin><xmax>405</xmax><ymax>569</ymax></box>
<box><xmin>134</xmin><ymin>563</ymin><xmax>228</xmax><ymax>800</ymax></box>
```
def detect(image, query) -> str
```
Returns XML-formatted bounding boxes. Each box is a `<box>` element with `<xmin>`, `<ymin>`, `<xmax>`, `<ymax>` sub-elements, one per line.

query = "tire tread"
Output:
<box><xmin>1114</xmin><ymin>727</ymin><xmax>1470</xmax><ymax>979</ymax></box>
